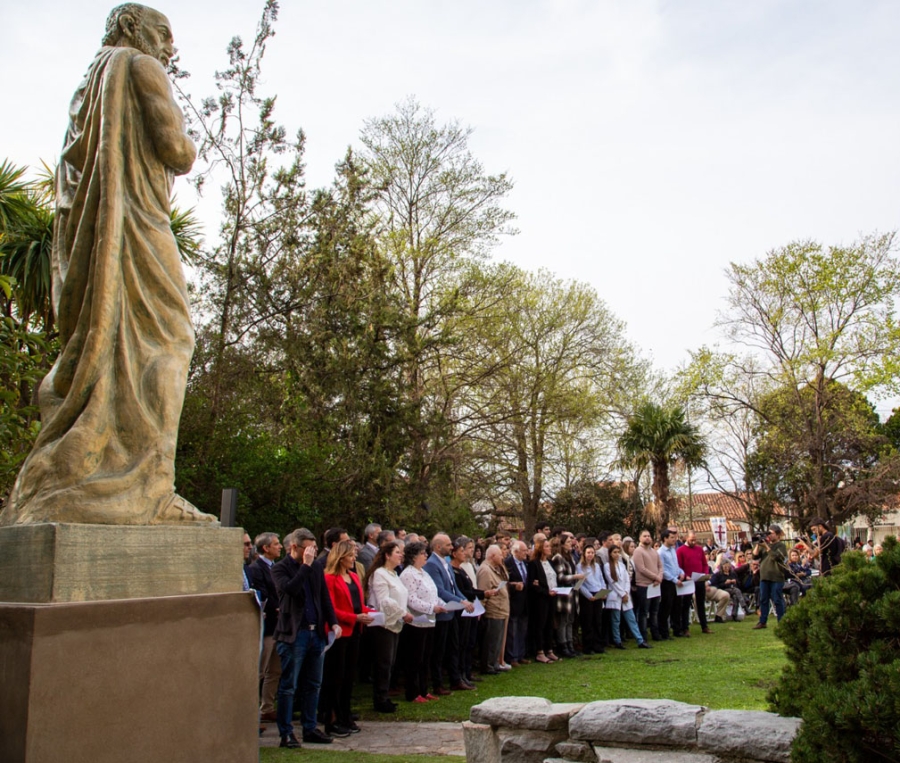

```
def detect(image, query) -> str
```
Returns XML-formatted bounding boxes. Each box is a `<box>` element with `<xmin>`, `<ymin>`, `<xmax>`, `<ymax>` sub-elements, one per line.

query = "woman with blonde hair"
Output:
<box><xmin>323</xmin><ymin>539</ymin><xmax>375</xmax><ymax>735</ymax></box>
<box><xmin>527</xmin><ymin>534</ymin><xmax>559</xmax><ymax>663</ymax></box>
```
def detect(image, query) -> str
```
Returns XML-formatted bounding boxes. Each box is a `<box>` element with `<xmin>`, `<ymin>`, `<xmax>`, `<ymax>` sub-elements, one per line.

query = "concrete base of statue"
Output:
<box><xmin>0</xmin><ymin>523</ymin><xmax>244</xmax><ymax>603</ymax></box>
<box><xmin>0</xmin><ymin>591</ymin><xmax>260</xmax><ymax>763</ymax></box>
<box><xmin>0</xmin><ymin>524</ymin><xmax>259</xmax><ymax>762</ymax></box>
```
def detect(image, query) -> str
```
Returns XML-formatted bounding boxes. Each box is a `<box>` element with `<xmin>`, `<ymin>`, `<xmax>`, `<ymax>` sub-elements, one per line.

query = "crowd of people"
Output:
<box><xmin>241</xmin><ymin>517</ymin><xmax>849</xmax><ymax>750</ymax></box>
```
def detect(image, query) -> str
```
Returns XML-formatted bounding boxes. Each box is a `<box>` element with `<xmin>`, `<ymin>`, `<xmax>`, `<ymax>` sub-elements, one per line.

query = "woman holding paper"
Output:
<box><xmin>399</xmin><ymin>541</ymin><xmax>447</xmax><ymax>703</ymax></box>
<box><xmin>551</xmin><ymin>533</ymin><xmax>586</xmax><ymax>658</ymax></box>
<box><xmin>450</xmin><ymin>536</ymin><xmax>485</xmax><ymax>688</ymax></box>
<box><xmin>527</xmin><ymin>535</ymin><xmax>559</xmax><ymax>663</ymax></box>
<box><xmin>364</xmin><ymin>541</ymin><xmax>413</xmax><ymax>713</ymax></box>
<box><xmin>603</xmin><ymin>546</ymin><xmax>652</xmax><ymax>649</ymax></box>
<box><xmin>576</xmin><ymin>542</ymin><xmax>606</xmax><ymax>655</ymax></box>
<box><xmin>323</xmin><ymin>540</ymin><xmax>376</xmax><ymax>735</ymax></box>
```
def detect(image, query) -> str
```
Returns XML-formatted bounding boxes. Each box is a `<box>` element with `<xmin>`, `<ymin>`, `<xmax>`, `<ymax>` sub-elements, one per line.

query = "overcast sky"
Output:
<box><xmin>4</xmin><ymin>0</ymin><xmax>900</xmax><ymax>416</ymax></box>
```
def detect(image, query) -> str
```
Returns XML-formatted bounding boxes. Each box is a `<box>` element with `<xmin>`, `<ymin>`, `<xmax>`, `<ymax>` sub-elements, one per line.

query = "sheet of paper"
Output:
<box><xmin>442</xmin><ymin>600</ymin><xmax>466</xmax><ymax>611</ymax></box>
<box><xmin>645</xmin><ymin>584</ymin><xmax>661</xmax><ymax>600</ymax></box>
<box><xmin>368</xmin><ymin>611</ymin><xmax>385</xmax><ymax>627</ymax></box>
<box><xmin>691</xmin><ymin>572</ymin><xmax>711</xmax><ymax>583</ymax></box>
<box><xmin>591</xmin><ymin>588</ymin><xmax>610</xmax><ymax>601</ymax></box>
<box><xmin>496</xmin><ymin>581</ymin><xmax>507</xmax><ymax>590</ymax></box>
<box><xmin>573</xmin><ymin>577</ymin><xmax>586</xmax><ymax>591</ymax></box>
<box><xmin>324</xmin><ymin>630</ymin><xmax>337</xmax><ymax>652</ymax></box>
<box><xmin>551</xmin><ymin>586</ymin><xmax>573</xmax><ymax>596</ymax></box>
<box><xmin>676</xmin><ymin>580</ymin><xmax>696</xmax><ymax>596</ymax></box>
<box><xmin>462</xmin><ymin>598</ymin><xmax>485</xmax><ymax>618</ymax></box>
<box><xmin>412</xmin><ymin>613</ymin><xmax>436</xmax><ymax>625</ymax></box>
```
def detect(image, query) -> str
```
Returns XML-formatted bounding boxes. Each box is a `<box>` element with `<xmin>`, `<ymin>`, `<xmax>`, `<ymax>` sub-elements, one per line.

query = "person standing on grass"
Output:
<box><xmin>657</xmin><ymin>529</ymin><xmax>686</xmax><ymax>639</ymax></box>
<box><xmin>603</xmin><ymin>545</ymin><xmax>651</xmax><ymax>649</ymax></box>
<box><xmin>752</xmin><ymin>524</ymin><xmax>788</xmax><ymax>629</ymax></box>
<box><xmin>476</xmin><ymin>545</ymin><xmax>511</xmax><ymax>674</ymax></box>
<box><xmin>528</xmin><ymin>535</ymin><xmax>559</xmax><ymax>663</ymax></box>
<box><xmin>677</xmin><ymin>531</ymin><xmax>714</xmax><ymax>635</ymax></box>
<box><xmin>504</xmin><ymin>540</ymin><xmax>531</xmax><ymax>667</ymax></box>
<box><xmin>632</xmin><ymin>530</ymin><xmax>663</xmax><ymax>641</ymax></box>
<box><xmin>399</xmin><ymin>541</ymin><xmax>447</xmax><ymax>703</ymax></box>
<box><xmin>364</xmin><ymin>541</ymin><xmax>413</xmax><ymax>713</ymax></box>
<box><xmin>576</xmin><ymin>542</ymin><xmax>606</xmax><ymax>655</ymax></box>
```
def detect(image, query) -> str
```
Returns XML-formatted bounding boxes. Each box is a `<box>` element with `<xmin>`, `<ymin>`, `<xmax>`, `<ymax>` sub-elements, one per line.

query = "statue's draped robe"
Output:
<box><xmin>1</xmin><ymin>47</ymin><xmax>194</xmax><ymax>525</ymax></box>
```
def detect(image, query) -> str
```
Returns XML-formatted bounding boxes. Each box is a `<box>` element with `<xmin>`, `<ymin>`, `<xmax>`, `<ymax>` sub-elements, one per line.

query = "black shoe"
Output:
<box><xmin>374</xmin><ymin>701</ymin><xmax>397</xmax><ymax>713</ymax></box>
<box><xmin>638</xmin><ymin>642</ymin><xmax>652</xmax><ymax>649</ymax></box>
<box><xmin>614</xmin><ymin>643</ymin><xmax>626</xmax><ymax>650</ymax></box>
<box><xmin>280</xmin><ymin>733</ymin><xmax>301</xmax><ymax>749</ymax></box>
<box><xmin>325</xmin><ymin>724</ymin><xmax>352</xmax><ymax>738</ymax></box>
<box><xmin>714</xmin><ymin>616</ymin><xmax>725</xmax><ymax>624</ymax></box>
<box><xmin>303</xmin><ymin>728</ymin><xmax>334</xmax><ymax>744</ymax></box>
<box><xmin>346</xmin><ymin>721</ymin><xmax>361</xmax><ymax>733</ymax></box>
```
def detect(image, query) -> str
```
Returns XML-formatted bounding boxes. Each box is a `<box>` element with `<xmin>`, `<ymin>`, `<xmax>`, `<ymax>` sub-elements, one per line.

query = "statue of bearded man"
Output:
<box><xmin>0</xmin><ymin>4</ymin><xmax>216</xmax><ymax>526</ymax></box>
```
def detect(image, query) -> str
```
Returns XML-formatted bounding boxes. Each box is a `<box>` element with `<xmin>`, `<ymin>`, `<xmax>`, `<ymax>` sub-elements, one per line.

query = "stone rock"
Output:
<box><xmin>472</xmin><ymin>696</ymin><xmax>584</xmax><ymax>731</ymax></box>
<box><xmin>498</xmin><ymin>729</ymin><xmax>569</xmax><ymax>763</ymax></box>
<box><xmin>569</xmin><ymin>699</ymin><xmax>706</xmax><ymax>747</ymax></box>
<box><xmin>555</xmin><ymin>740</ymin><xmax>596</xmax><ymax>762</ymax></box>
<box><xmin>464</xmin><ymin>720</ymin><xmax>500</xmax><ymax>763</ymax></box>
<box><xmin>697</xmin><ymin>710</ymin><xmax>801</xmax><ymax>763</ymax></box>
<box><xmin>592</xmin><ymin>747</ymin><xmax>719</xmax><ymax>763</ymax></box>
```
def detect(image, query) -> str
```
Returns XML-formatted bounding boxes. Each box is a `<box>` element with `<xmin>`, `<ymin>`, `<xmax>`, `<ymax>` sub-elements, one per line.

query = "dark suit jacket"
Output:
<box><xmin>272</xmin><ymin>554</ymin><xmax>337</xmax><ymax>643</ymax></box>
<box><xmin>505</xmin><ymin>555</ymin><xmax>529</xmax><ymax>617</ymax></box>
<box><xmin>247</xmin><ymin>557</ymin><xmax>279</xmax><ymax>636</ymax></box>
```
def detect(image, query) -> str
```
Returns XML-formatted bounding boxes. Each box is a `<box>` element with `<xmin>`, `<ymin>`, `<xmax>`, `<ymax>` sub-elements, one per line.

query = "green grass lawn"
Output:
<box><xmin>350</xmin><ymin>616</ymin><xmax>785</xmax><ymax>722</ymax></box>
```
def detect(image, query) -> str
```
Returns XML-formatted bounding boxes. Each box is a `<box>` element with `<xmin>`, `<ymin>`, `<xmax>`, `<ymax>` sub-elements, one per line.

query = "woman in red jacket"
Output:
<box><xmin>322</xmin><ymin>540</ymin><xmax>374</xmax><ymax>737</ymax></box>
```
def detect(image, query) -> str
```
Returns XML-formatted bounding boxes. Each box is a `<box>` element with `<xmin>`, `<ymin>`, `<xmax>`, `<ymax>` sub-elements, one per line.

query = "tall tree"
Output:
<box><xmin>687</xmin><ymin>233</ymin><xmax>900</xmax><ymax>528</ymax></box>
<box><xmin>617</xmin><ymin>402</ymin><xmax>706</xmax><ymax>537</ymax></box>
<box><xmin>359</xmin><ymin>96</ymin><xmax>516</xmax><ymax>511</ymax></box>
<box><xmin>463</xmin><ymin>266</ymin><xmax>647</xmax><ymax>534</ymax></box>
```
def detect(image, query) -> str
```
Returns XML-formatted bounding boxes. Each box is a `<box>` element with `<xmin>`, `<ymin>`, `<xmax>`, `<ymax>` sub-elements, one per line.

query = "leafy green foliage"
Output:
<box><xmin>617</xmin><ymin>402</ymin><xmax>706</xmax><ymax>536</ymax></box>
<box><xmin>551</xmin><ymin>479</ymin><xmax>644</xmax><ymax>536</ymax></box>
<box><xmin>747</xmin><ymin>380</ymin><xmax>900</xmax><ymax>527</ymax></box>
<box><xmin>769</xmin><ymin>538</ymin><xmax>900</xmax><ymax>763</ymax></box>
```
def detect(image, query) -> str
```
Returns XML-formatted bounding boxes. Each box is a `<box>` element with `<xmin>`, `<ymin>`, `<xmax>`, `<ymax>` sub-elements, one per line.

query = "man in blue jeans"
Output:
<box><xmin>272</xmin><ymin>528</ymin><xmax>342</xmax><ymax>748</ymax></box>
<box><xmin>752</xmin><ymin>524</ymin><xmax>787</xmax><ymax>630</ymax></box>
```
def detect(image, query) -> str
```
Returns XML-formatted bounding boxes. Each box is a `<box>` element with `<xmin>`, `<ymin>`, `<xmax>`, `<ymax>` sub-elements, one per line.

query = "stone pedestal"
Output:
<box><xmin>0</xmin><ymin>524</ymin><xmax>244</xmax><ymax>602</ymax></box>
<box><xmin>0</xmin><ymin>523</ymin><xmax>259</xmax><ymax>763</ymax></box>
<box><xmin>0</xmin><ymin>592</ymin><xmax>260</xmax><ymax>763</ymax></box>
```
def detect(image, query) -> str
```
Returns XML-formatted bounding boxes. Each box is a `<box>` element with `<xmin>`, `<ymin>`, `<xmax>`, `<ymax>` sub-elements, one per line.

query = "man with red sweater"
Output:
<box><xmin>676</xmin><ymin>531</ymin><xmax>713</xmax><ymax>635</ymax></box>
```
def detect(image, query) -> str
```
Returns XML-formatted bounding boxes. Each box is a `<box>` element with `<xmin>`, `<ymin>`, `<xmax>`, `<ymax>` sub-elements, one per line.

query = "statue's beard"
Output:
<box><xmin>134</xmin><ymin>30</ymin><xmax>169</xmax><ymax>66</ymax></box>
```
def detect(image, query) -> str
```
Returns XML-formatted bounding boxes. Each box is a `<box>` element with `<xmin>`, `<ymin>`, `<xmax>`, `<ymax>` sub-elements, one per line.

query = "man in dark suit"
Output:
<box><xmin>424</xmin><ymin>533</ymin><xmax>473</xmax><ymax>695</ymax></box>
<box><xmin>272</xmin><ymin>528</ymin><xmax>341</xmax><ymax>749</ymax></box>
<box><xmin>504</xmin><ymin>540</ymin><xmax>530</xmax><ymax>665</ymax></box>
<box><xmin>246</xmin><ymin>532</ymin><xmax>283</xmax><ymax>722</ymax></box>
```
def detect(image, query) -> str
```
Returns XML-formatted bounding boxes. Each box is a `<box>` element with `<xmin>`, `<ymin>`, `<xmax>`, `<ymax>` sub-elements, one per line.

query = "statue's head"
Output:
<box><xmin>102</xmin><ymin>4</ymin><xmax>174</xmax><ymax>67</ymax></box>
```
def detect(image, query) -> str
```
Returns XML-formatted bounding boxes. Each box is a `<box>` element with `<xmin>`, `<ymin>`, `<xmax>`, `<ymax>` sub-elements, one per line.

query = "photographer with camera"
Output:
<box><xmin>751</xmin><ymin>524</ymin><xmax>788</xmax><ymax>630</ymax></box>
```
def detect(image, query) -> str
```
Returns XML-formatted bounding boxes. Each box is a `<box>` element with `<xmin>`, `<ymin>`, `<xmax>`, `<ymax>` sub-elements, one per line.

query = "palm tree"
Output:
<box><xmin>617</xmin><ymin>401</ymin><xmax>706</xmax><ymax>538</ymax></box>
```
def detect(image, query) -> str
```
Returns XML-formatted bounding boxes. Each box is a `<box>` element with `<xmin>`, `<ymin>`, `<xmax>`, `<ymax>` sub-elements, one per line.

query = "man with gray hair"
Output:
<box><xmin>476</xmin><ymin>545</ymin><xmax>510</xmax><ymax>674</ymax></box>
<box><xmin>357</xmin><ymin>523</ymin><xmax>381</xmax><ymax>570</ymax></box>
<box><xmin>272</xmin><ymin>528</ymin><xmax>341</xmax><ymax>748</ymax></box>
<box><xmin>247</xmin><ymin>532</ymin><xmax>283</xmax><ymax>722</ymax></box>
<box><xmin>751</xmin><ymin>524</ymin><xmax>788</xmax><ymax>629</ymax></box>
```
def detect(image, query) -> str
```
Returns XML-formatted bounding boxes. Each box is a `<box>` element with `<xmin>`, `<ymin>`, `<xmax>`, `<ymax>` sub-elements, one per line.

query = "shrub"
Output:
<box><xmin>768</xmin><ymin>536</ymin><xmax>900</xmax><ymax>763</ymax></box>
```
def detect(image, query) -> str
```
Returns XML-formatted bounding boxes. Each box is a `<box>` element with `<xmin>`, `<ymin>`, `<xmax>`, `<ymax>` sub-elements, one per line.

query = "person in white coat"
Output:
<box><xmin>604</xmin><ymin>545</ymin><xmax>652</xmax><ymax>650</ymax></box>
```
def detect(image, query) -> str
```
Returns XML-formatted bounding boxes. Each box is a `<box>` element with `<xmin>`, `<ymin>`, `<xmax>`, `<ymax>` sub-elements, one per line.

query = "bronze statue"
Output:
<box><xmin>0</xmin><ymin>4</ymin><xmax>216</xmax><ymax>525</ymax></box>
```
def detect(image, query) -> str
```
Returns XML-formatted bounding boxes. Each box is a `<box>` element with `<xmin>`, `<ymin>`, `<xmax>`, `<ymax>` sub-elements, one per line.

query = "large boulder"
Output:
<box><xmin>463</xmin><ymin>720</ymin><xmax>500</xmax><ymax>763</ymax></box>
<box><xmin>569</xmin><ymin>699</ymin><xmax>706</xmax><ymax>747</ymax></box>
<box><xmin>697</xmin><ymin>710</ymin><xmax>801</xmax><ymax>763</ymax></box>
<box><xmin>471</xmin><ymin>697</ymin><xmax>585</xmax><ymax>731</ymax></box>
